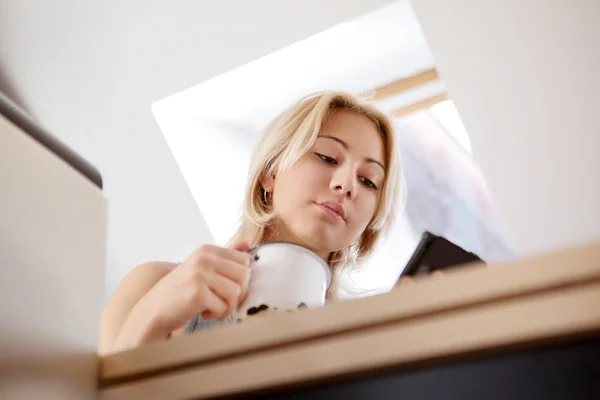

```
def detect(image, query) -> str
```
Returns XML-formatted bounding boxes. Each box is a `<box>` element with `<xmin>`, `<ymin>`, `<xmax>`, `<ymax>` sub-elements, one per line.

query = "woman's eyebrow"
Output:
<box><xmin>319</xmin><ymin>135</ymin><xmax>349</xmax><ymax>149</ymax></box>
<box><xmin>319</xmin><ymin>135</ymin><xmax>385</xmax><ymax>171</ymax></box>
<box><xmin>366</xmin><ymin>157</ymin><xmax>385</xmax><ymax>172</ymax></box>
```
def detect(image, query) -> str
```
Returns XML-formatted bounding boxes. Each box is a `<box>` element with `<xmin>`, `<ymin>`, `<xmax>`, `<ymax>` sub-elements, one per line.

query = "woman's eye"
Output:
<box><xmin>360</xmin><ymin>177</ymin><xmax>378</xmax><ymax>190</ymax></box>
<box><xmin>316</xmin><ymin>153</ymin><xmax>337</xmax><ymax>164</ymax></box>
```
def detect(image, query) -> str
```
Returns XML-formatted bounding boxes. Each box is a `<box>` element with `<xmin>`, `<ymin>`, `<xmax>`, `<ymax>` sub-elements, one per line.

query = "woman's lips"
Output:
<box><xmin>315</xmin><ymin>202</ymin><xmax>345</xmax><ymax>221</ymax></box>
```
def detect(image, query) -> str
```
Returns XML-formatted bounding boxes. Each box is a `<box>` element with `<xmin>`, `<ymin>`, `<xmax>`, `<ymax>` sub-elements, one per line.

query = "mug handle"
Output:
<box><xmin>246</xmin><ymin>246</ymin><xmax>260</xmax><ymax>263</ymax></box>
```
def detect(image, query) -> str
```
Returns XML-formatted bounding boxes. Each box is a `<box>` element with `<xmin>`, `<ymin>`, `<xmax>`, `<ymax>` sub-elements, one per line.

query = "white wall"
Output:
<box><xmin>412</xmin><ymin>0</ymin><xmax>600</xmax><ymax>257</ymax></box>
<box><xmin>0</xmin><ymin>0</ymin><xmax>392</xmax><ymax>299</ymax></box>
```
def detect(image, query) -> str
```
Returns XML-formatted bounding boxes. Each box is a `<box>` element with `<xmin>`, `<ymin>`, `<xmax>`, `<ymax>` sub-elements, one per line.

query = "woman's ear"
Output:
<box><xmin>261</xmin><ymin>174</ymin><xmax>275</xmax><ymax>193</ymax></box>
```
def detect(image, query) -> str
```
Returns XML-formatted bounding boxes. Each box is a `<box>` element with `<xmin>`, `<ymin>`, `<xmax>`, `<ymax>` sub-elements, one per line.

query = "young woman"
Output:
<box><xmin>100</xmin><ymin>91</ymin><xmax>402</xmax><ymax>355</ymax></box>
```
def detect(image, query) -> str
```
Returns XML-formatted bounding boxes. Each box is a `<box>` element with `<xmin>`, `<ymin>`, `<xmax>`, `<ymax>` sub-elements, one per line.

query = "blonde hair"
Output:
<box><xmin>230</xmin><ymin>91</ymin><xmax>403</xmax><ymax>291</ymax></box>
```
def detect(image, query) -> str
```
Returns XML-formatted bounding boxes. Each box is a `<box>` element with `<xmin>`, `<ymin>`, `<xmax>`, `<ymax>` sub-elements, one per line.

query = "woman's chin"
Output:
<box><xmin>296</xmin><ymin>234</ymin><xmax>345</xmax><ymax>258</ymax></box>
<box><xmin>279</xmin><ymin>220</ymin><xmax>348</xmax><ymax>257</ymax></box>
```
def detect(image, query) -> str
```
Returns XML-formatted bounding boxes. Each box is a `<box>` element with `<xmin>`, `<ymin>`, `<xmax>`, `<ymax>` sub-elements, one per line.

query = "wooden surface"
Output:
<box><xmin>99</xmin><ymin>242</ymin><xmax>600</xmax><ymax>399</ymax></box>
<box><xmin>391</xmin><ymin>93</ymin><xmax>449</xmax><ymax>117</ymax></box>
<box><xmin>366</xmin><ymin>68</ymin><xmax>440</xmax><ymax>100</ymax></box>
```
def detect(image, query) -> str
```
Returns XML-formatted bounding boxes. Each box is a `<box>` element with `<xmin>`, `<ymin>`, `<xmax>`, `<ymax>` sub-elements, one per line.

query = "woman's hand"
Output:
<box><xmin>397</xmin><ymin>270</ymin><xmax>444</xmax><ymax>285</ymax></box>
<box><xmin>114</xmin><ymin>242</ymin><xmax>252</xmax><ymax>350</ymax></box>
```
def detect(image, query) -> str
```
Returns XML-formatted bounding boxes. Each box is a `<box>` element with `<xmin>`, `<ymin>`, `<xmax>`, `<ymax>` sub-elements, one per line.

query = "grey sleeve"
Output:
<box><xmin>184</xmin><ymin>313</ymin><xmax>235</xmax><ymax>334</ymax></box>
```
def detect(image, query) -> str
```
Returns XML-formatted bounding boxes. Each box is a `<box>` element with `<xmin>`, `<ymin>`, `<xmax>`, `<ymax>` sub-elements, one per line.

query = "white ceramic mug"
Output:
<box><xmin>234</xmin><ymin>242</ymin><xmax>331</xmax><ymax>320</ymax></box>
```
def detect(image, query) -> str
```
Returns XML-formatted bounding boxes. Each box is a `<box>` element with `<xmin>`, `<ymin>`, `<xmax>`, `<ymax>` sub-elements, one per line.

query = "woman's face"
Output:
<box><xmin>265</xmin><ymin>110</ymin><xmax>386</xmax><ymax>259</ymax></box>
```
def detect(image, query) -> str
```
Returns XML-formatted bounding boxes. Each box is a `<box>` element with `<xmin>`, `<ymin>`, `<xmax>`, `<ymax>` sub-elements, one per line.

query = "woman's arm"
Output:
<box><xmin>99</xmin><ymin>242</ymin><xmax>252</xmax><ymax>355</ymax></box>
<box><xmin>99</xmin><ymin>261</ymin><xmax>176</xmax><ymax>355</ymax></box>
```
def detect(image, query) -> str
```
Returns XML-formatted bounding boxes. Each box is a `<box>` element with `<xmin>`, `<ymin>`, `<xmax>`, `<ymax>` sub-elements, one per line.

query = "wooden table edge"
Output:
<box><xmin>100</xmin><ymin>242</ymin><xmax>600</xmax><ymax>383</ymax></box>
<box><xmin>99</xmin><ymin>279</ymin><xmax>600</xmax><ymax>399</ymax></box>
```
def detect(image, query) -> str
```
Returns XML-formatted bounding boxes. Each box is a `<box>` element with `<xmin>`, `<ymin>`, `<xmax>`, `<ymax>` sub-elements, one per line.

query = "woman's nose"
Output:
<box><xmin>330</xmin><ymin>166</ymin><xmax>357</xmax><ymax>200</ymax></box>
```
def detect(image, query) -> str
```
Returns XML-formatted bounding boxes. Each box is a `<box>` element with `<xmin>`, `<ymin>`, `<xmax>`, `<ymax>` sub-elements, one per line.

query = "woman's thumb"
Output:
<box><xmin>229</xmin><ymin>241</ymin><xmax>251</xmax><ymax>252</ymax></box>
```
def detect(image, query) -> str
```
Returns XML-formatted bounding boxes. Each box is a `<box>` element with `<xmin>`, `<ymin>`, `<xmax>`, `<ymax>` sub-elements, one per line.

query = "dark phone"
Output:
<box><xmin>397</xmin><ymin>232</ymin><xmax>484</xmax><ymax>282</ymax></box>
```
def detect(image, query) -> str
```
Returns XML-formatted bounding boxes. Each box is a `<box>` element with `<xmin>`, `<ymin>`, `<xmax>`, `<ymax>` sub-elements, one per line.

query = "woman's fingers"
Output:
<box><xmin>213</xmin><ymin>242</ymin><xmax>253</xmax><ymax>266</ymax></box>
<box><xmin>216</xmin><ymin>262</ymin><xmax>251</xmax><ymax>305</ymax></box>
<box><xmin>214</xmin><ymin>259</ymin><xmax>251</xmax><ymax>288</ymax></box>
<box><xmin>431</xmin><ymin>270</ymin><xmax>444</xmax><ymax>278</ymax></box>
<box><xmin>206</xmin><ymin>272</ymin><xmax>243</xmax><ymax>317</ymax></box>
<box><xmin>398</xmin><ymin>276</ymin><xmax>413</xmax><ymax>285</ymax></box>
<box><xmin>193</xmin><ymin>243</ymin><xmax>251</xmax><ymax>267</ymax></box>
<box><xmin>215</xmin><ymin>246</ymin><xmax>252</xmax><ymax>302</ymax></box>
<box><xmin>198</xmin><ymin>285</ymin><xmax>228</xmax><ymax>320</ymax></box>
<box><xmin>229</xmin><ymin>241</ymin><xmax>251</xmax><ymax>253</ymax></box>
<box><xmin>398</xmin><ymin>270</ymin><xmax>444</xmax><ymax>285</ymax></box>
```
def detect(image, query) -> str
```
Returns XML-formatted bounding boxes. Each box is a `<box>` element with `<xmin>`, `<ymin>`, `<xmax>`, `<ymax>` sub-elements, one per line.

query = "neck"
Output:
<box><xmin>262</xmin><ymin>223</ymin><xmax>331</xmax><ymax>261</ymax></box>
